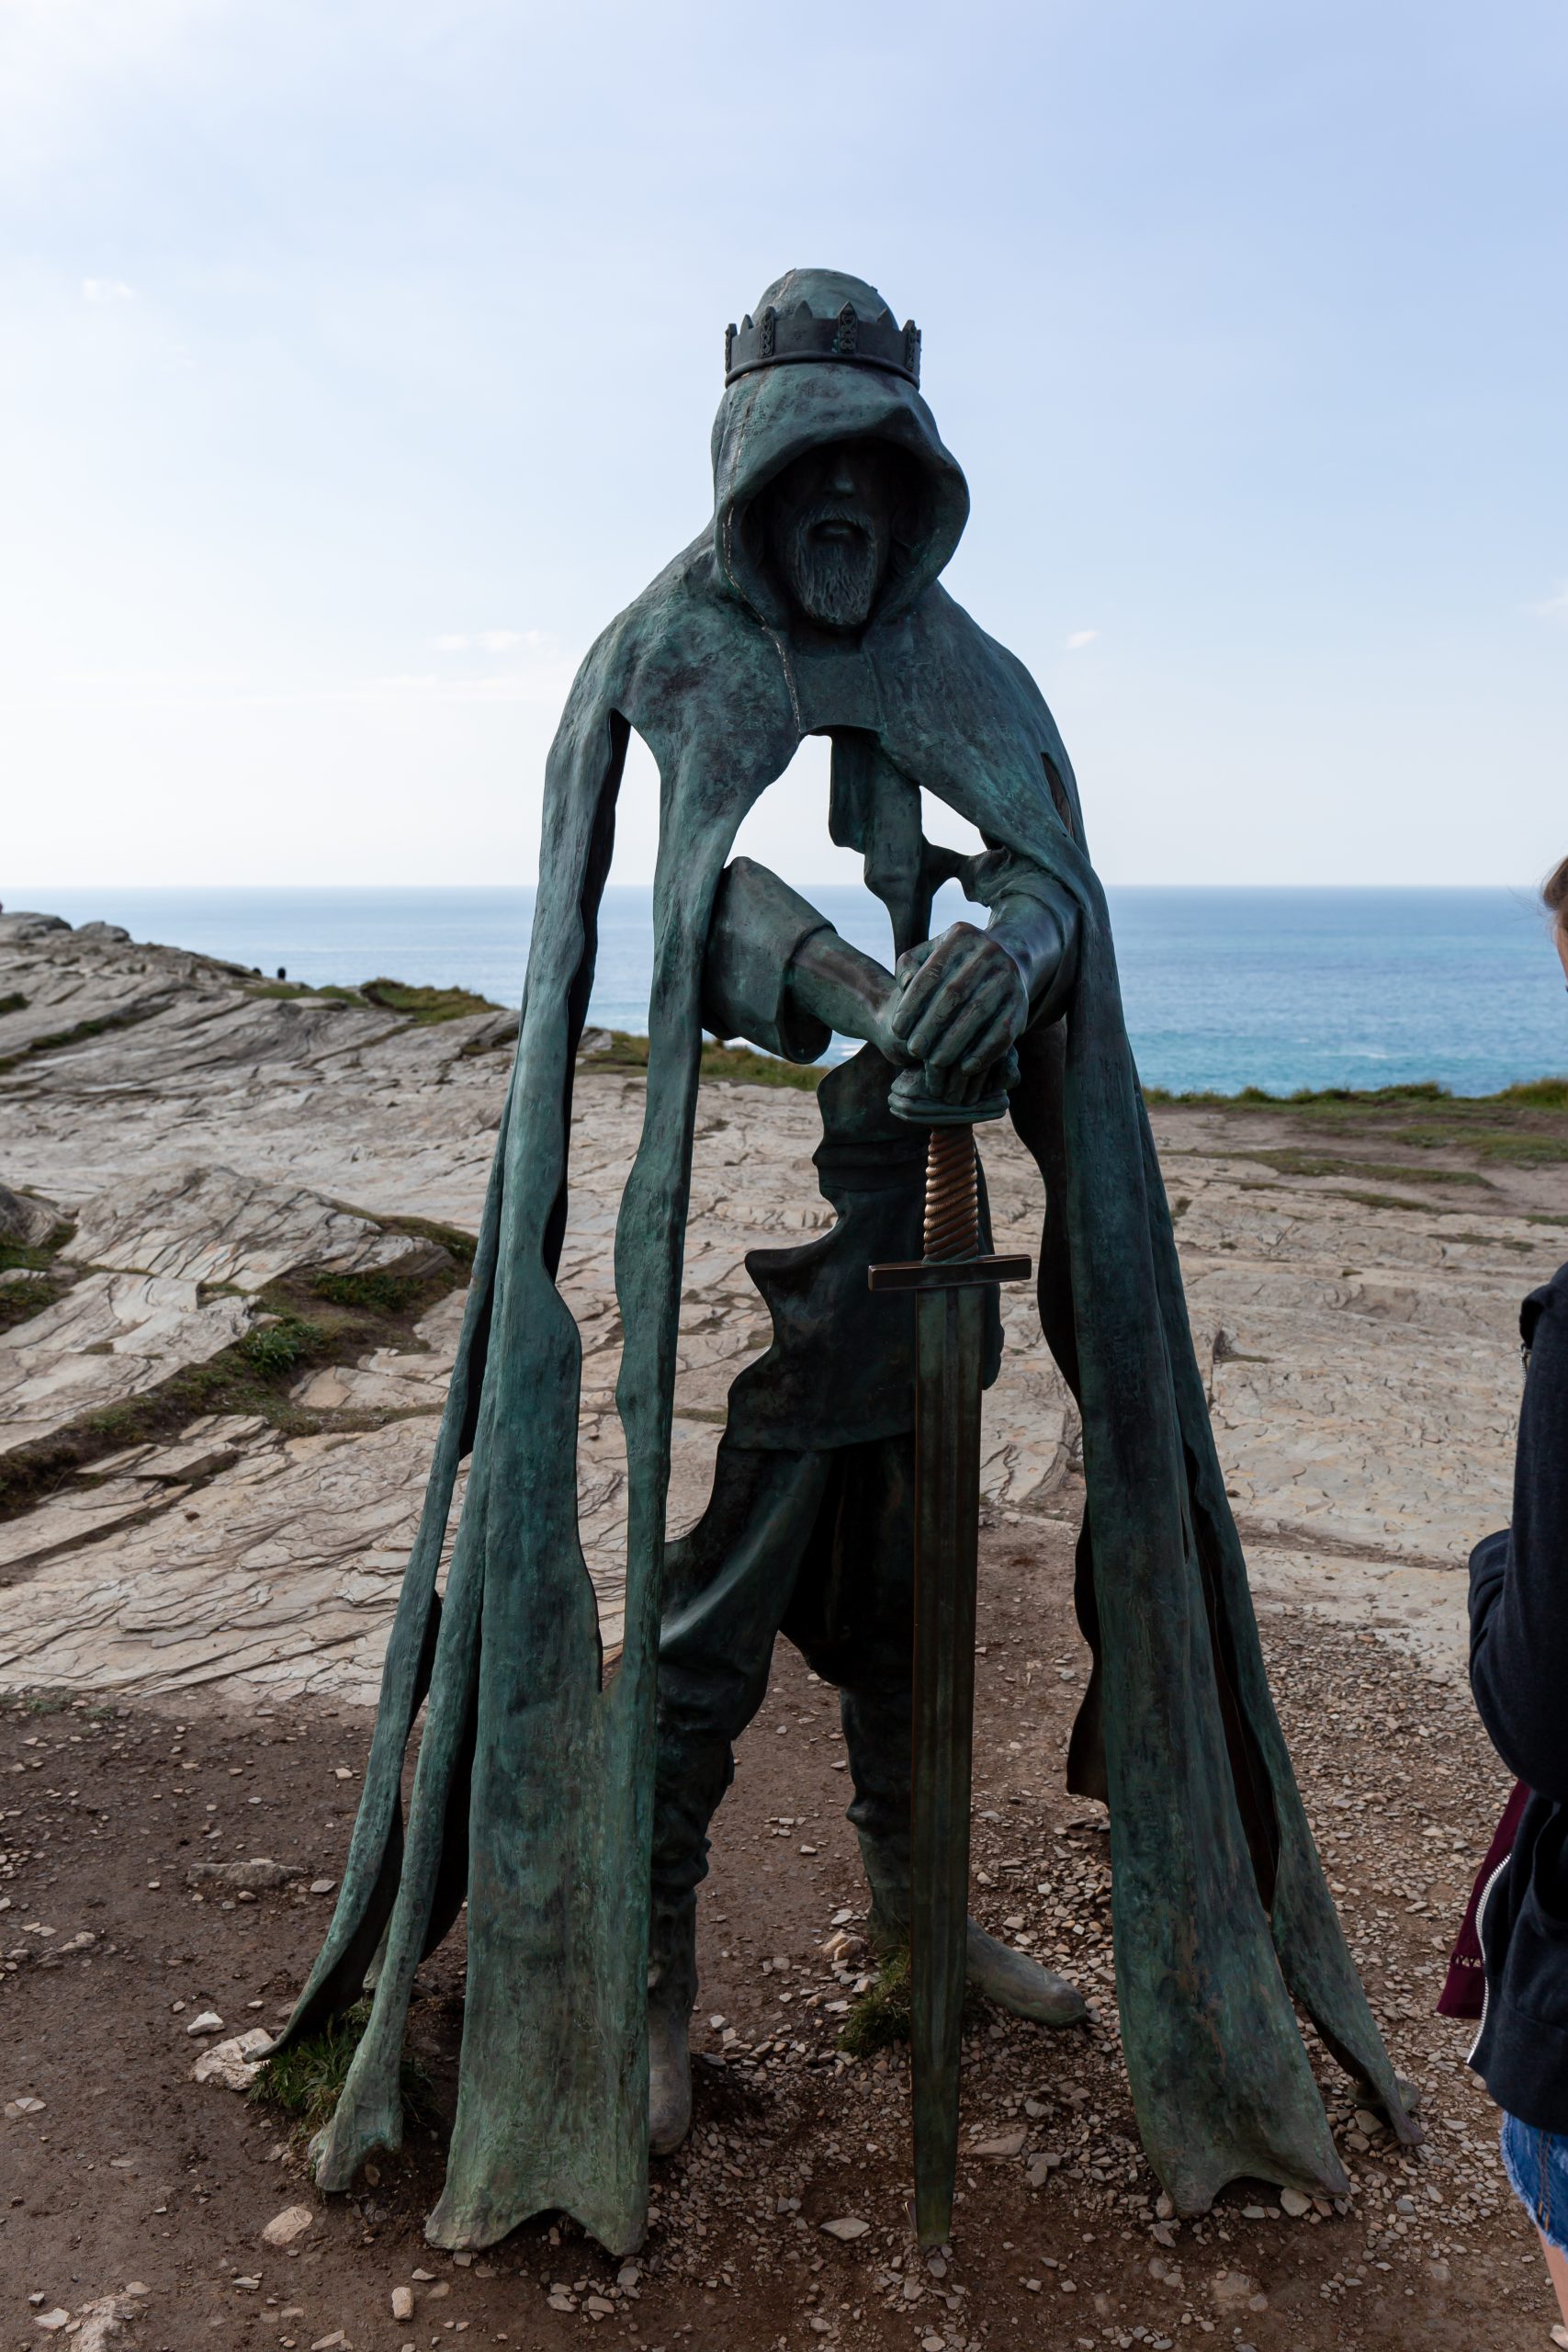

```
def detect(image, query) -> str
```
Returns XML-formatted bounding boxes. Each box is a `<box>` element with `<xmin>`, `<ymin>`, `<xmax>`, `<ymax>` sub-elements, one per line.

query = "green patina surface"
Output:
<box><xmin>274</xmin><ymin>268</ymin><xmax>1415</xmax><ymax>2256</ymax></box>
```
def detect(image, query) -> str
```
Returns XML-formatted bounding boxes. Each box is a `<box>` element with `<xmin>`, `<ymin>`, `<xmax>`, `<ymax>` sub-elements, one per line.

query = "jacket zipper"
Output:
<box><xmin>1467</xmin><ymin>1853</ymin><xmax>1514</xmax><ymax>2065</ymax></box>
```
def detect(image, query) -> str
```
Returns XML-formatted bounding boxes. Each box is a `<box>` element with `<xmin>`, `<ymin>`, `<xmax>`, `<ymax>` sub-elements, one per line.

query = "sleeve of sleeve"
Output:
<box><xmin>700</xmin><ymin>857</ymin><xmax>834</xmax><ymax>1065</ymax></box>
<box><xmin>1468</xmin><ymin>1268</ymin><xmax>1568</xmax><ymax>1798</ymax></box>
<box><xmin>954</xmin><ymin>846</ymin><xmax>1081</xmax><ymax>1028</ymax></box>
<box><xmin>956</xmin><ymin>845</ymin><xmax>1077</xmax><ymax>925</ymax></box>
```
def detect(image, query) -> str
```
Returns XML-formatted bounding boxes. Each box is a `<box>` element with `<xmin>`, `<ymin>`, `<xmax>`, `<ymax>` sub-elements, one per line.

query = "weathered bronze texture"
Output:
<box><xmin>273</xmin><ymin>265</ymin><xmax>1418</xmax><ymax>2259</ymax></box>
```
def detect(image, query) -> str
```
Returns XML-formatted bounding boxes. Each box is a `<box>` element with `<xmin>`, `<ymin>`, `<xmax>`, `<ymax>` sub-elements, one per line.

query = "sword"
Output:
<box><xmin>869</xmin><ymin>1081</ymin><xmax>1031</xmax><ymax>2251</ymax></box>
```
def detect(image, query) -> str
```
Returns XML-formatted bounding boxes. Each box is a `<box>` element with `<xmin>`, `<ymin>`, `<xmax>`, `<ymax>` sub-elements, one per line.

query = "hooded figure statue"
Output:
<box><xmin>274</xmin><ymin>268</ymin><xmax>1416</xmax><ymax>2257</ymax></box>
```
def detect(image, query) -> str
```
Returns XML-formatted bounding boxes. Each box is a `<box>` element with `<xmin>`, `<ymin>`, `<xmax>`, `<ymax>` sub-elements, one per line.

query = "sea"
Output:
<box><xmin>12</xmin><ymin>883</ymin><xmax>1566</xmax><ymax>1099</ymax></box>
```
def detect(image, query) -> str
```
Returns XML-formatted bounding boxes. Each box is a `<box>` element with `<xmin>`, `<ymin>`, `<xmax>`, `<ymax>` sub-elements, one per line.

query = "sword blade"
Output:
<box><xmin>910</xmin><ymin>1280</ymin><xmax>986</xmax><ymax>2251</ymax></box>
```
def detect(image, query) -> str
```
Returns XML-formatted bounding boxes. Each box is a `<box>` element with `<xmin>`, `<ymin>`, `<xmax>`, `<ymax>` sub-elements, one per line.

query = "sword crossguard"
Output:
<box><xmin>868</xmin><ymin>1124</ymin><xmax>1032</xmax><ymax>1292</ymax></box>
<box><xmin>867</xmin><ymin>1253</ymin><xmax>1031</xmax><ymax>1293</ymax></box>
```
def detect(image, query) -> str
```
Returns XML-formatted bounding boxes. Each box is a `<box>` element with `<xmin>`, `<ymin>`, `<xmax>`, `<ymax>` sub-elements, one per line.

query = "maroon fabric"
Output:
<box><xmin>1438</xmin><ymin>1780</ymin><xmax>1531</xmax><ymax>2019</ymax></box>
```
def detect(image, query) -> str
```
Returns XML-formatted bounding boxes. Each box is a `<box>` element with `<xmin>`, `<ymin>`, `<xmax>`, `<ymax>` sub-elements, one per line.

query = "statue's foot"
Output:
<box><xmin>966</xmin><ymin>1920</ymin><xmax>1087</xmax><ymax>2026</ymax></box>
<box><xmin>649</xmin><ymin>2006</ymin><xmax>693</xmax><ymax>2157</ymax></box>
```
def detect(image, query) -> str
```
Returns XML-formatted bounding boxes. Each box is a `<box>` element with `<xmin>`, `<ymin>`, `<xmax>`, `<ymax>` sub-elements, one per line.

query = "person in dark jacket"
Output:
<box><xmin>1469</xmin><ymin>852</ymin><xmax>1568</xmax><ymax>2333</ymax></box>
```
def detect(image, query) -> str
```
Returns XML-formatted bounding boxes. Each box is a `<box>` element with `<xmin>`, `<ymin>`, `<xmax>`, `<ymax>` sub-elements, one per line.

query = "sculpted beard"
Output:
<box><xmin>780</xmin><ymin>502</ymin><xmax>889</xmax><ymax>628</ymax></box>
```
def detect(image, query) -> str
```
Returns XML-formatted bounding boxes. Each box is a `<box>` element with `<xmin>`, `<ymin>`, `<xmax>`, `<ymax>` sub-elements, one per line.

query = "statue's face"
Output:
<box><xmin>761</xmin><ymin>439</ymin><xmax>897</xmax><ymax>631</ymax></box>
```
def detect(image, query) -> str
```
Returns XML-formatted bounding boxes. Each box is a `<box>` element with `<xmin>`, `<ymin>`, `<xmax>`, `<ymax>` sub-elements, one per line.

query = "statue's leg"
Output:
<box><xmin>650</xmin><ymin>1439</ymin><xmax>832</xmax><ymax>2153</ymax></box>
<box><xmin>790</xmin><ymin>1434</ymin><xmax>1087</xmax><ymax>2029</ymax></box>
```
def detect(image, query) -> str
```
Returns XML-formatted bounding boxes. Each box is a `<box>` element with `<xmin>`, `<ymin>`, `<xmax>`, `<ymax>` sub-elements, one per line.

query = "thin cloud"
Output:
<box><xmin>434</xmin><ymin>628</ymin><xmax>536</xmax><ymax>653</ymax></box>
<box><xmin>335</xmin><ymin>633</ymin><xmax>579</xmax><ymax>708</ymax></box>
<box><xmin>81</xmin><ymin>277</ymin><xmax>134</xmax><ymax>302</ymax></box>
<box><xmin>1532</xmin><ymin>583</ymin><xmax>1568</xmax><ymax>622</ymax></box>
<box><xmin>1066</xmin><ymin>628</ymin><xmax>1099</xmax><ymax>650</ymax></box>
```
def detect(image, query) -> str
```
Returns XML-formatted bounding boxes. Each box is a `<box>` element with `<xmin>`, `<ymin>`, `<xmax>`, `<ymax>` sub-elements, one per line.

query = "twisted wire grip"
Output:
<box><xmin>922</xmin><ymin>1125</ymin><xmax>980</xmax><ymax>1261</ymax></box>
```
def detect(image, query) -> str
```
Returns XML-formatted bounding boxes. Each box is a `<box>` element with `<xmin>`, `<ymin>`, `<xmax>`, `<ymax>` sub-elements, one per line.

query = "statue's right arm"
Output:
<box><xmin>701</xmin><ymin>857</ymin><xmax>906</xmax><ymax>1066</ymax></box>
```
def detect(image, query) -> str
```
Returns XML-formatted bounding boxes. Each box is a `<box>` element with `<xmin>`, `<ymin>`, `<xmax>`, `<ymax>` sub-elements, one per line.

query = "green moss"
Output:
<box><xmin>0</xmin><ymin>1274</ymin><xmax>67</xmax><ymax>1340</ymax></box>
<box><xmin>838</xmin><ymin>1948</ymin><xmax>915</xmax><ymax>2056</ymax></box>
<box><xmin>248</xmin><ymin>2001</ymin><xmax>430</xmax><ymax>2136</ymax></box>
<box><xmin>1217</xmin><ymin>1148</ymin><xmax>1490</xmax><ymax>1187</ymax></box>
<box><xmin>235</xmin><ymin>1315</ymin><xmax>324</xmax><ymax>1377</ymax></box>
<box><xmin>579</xmin><ymin>1028</ymin><xmax>824</xmax><ymax>1091</ymax></box>
<box><xmin>82</xmin><ymin>1400</ymin><xmax>149</xmax><ymax>1442</ymax></box>
<box><xmin>362</xmin><ymin>977</ymin><xmax>503</xmax><ymax>1023</ymax></box>
<box><xmin>0</xmin><ymin>1011</ymin><xmax>171</xmax><ymax>1081</ymax></box>
<box><xmin>0</xmin><ymin>990</ymin><xmax>26</xmax><ymax>1017</ymax></box>
<box><xmin>4</xmin><ymin>1687</ymin><xmax>76</xmax><ymax>1717</ymax></box>
<box><xmin>701</xmin><ymin>1039</ymin><xmax>824</xmax><ymax>1090</ymax></box>
<box><xmin>0</xmin><ymin>1231</ymin><xmax>471</xmax><ymax>1525</ymax></box>
<box><xmin>1495</xmin><ymin>1077</ymin><xmax>1568</xmax><ymax>1111</ymax></box>
<box><xmin>379</xmin><ymin>1214</ymin><xmax>477</xmax><ymax>1272</ymax></box>
<box><xmin>1145</xmin><ymin>1074</ymin><xmax>1568</xmax><ymax>1167</ymax></box>
<box><xmin>241</xmin><ymin>975</ymin><xmax>504</xmax><ymax>1025</ymax></box>
<box><xmin>245</xmin><ymin>980</ymin><xmax>364</xmax><ymax>1005</ymax></box>
<box><xmin>0</xmin><ymin>1240</ymin><xmax>57</xmax><ymax>1275</ymax></box>
<box><xmin>835</xmin><ymin>1946</ymin><xmax>986</xmax><ymax>2058</ymax></box>
<box><xmin>1328</xmin><ymin>1188</ymin><xmax>1461</xmax><ymax>1216</ymax></box>
<box><xmin>309</xmin><ymin>1267</ymin><xmax>424</xmax><ymax>1316</ymax></box>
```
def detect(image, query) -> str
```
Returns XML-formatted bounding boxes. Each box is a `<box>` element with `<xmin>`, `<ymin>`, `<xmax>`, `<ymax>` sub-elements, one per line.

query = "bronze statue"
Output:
<box><xmin>273</xmin><ymin>268</ymin><xmax>1416</xmax><ymax>2256</ymax></box>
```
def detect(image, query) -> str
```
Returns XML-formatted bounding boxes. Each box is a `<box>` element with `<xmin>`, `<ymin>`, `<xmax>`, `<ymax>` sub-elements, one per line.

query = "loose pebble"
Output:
<box><xmin>262</xmin><ymin>2205</ymin><xmax>316</xmax><ymax>2248</ymax></box>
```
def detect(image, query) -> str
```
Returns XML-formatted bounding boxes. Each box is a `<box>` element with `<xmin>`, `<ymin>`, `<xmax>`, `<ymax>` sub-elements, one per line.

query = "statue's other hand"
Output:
<box><xmin>889</xmin><ymin>922</ymin><xmax>1029</xmax><ymax>1078</ymax></box>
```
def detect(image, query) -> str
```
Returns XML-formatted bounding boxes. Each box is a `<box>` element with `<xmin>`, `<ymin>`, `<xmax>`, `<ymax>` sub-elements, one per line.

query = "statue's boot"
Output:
<box><xmin>648</xmin><ymin>1887</ymin><xmax>697</xmax><ymax>2157</ymax></box>
<box><xmin>858</xmin><ymin>1831</ymin><xmax>1087</xmax><ymax>2027</ymax></box>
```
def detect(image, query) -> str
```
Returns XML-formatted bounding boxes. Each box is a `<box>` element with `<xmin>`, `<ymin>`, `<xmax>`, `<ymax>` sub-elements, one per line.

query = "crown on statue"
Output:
<box><xmin>724</xmin><ymin>300</ymin><xmax>921</xmax><ymax>389</ymax></box>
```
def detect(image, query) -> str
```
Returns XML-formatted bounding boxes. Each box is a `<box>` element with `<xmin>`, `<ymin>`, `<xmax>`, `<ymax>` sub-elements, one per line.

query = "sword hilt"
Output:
<box><xmin>923</xmin><ymin>1125</ymin><xmax>980</xmax><ymax>1261</ymax></box>
<box><xmin>869</xmin><ymin>1123</ymin><xmax>1032</xmax><ymax>1295</ymax></box>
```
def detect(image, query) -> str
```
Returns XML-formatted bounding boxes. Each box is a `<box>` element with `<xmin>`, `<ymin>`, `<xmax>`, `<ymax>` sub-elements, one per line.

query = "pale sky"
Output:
<box><xmin>3</xmin><ymin>0</ymin><xmax>1565</xmax><ymax>890</ymax></box>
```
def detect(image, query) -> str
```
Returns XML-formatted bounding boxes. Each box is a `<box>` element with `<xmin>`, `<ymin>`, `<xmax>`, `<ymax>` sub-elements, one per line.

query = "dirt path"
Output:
<box><xmin>1</xmin><ymin>1512</ymin><xmax>1549</xmax><ymax>2352</ymax></box>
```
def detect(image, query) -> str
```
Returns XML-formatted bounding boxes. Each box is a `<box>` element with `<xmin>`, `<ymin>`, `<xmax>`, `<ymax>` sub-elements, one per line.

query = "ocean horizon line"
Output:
<box><xmin>6</xmin><ymin>882</ymin><xmax>1562</xmax><ymax>1099</ymax></box>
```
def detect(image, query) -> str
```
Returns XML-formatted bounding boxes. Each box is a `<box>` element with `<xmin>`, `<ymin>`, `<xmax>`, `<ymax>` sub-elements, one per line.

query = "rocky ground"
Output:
<box><xmin>2</xmin><ymin>907</ymin><xmax>1566</xmax><ymax>2351</ymax></box>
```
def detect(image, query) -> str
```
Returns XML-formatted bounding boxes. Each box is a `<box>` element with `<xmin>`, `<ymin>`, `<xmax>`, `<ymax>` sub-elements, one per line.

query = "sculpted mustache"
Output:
<box><xmin>801</xmin><ymin>503</ymin><xmax>874</xmax><ymax>538</ymax></box>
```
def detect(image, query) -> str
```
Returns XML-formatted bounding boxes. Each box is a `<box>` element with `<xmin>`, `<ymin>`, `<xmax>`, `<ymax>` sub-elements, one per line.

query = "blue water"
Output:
<box><xmin>9</xmin><ymin>884</ymin><xmax>1564</xmax><ymax>1098</ymax></box>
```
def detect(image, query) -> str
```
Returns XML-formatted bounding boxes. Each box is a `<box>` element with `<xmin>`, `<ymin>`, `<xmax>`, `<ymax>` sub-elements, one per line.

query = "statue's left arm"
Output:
<box><xmin>887</xmin><ymin>849</ymin><xmax>1080</xmax><ymax>1079</ymax></box>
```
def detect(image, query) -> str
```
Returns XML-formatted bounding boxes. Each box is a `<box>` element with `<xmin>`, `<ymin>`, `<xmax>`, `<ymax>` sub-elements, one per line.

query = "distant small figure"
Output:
<box><xmin>276</xmin><ymin>967</ymin><xmax>287</xmax><ymax>980</ymax></box>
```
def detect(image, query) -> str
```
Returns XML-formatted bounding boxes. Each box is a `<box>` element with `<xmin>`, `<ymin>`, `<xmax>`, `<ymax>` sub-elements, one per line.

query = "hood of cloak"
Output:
<box><xmin>268</xmin><ymin>269</ymin><xmax>1416</xmax><ymax>2258</ymax></box>
<box><xmin>708</xmin><ymin>266</ymin><xmax>969</xmax><ymax>630</ymax></box>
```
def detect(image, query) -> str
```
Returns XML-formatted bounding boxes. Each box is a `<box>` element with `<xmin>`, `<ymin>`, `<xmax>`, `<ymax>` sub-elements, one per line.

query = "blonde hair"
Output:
<box><xmin>1546</xmin><ymin>856</ymin><xmax>1568</xmax><ymax>940</ymax></box>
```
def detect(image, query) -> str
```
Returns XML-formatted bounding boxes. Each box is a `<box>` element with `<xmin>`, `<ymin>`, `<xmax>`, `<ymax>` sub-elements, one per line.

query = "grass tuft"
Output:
<box><xmin>248</xmin><ymin>2001</ymin><xmax>432</xmax><ymax>2137</ymax></box>
<box><xmin>837</xmin><ymin>1948</ymin><xmax>915</xmax><ymax>2057</ymax></box>
<box><xmin>0</xmin><ymin>990</ymin><xmax>26</xmax><ymax>1017</ymax></box>
<box><xmin>6</xmin><ymin>1687</ymin><xmax>78</xmax><ymax>1717</ymax></box>
<box><xmin>235</xmin><ymin>1315</ymin><xmax>323</xmax><ymax>1377</ymax></box>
